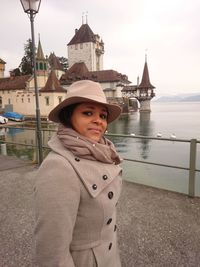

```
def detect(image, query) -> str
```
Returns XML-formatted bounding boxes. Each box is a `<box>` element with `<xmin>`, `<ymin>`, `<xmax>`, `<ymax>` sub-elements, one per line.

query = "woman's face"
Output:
<box><xmin>70</xmin><ymin>102</ymin><xmax>108</xmax><ymax>142</ymax></box>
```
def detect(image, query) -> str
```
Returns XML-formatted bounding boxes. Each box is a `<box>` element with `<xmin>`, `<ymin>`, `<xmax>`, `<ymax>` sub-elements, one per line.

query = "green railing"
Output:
<box><xmin>0</xmin><ymin>126</ymin><xmax>199</xmax><ymax>197</ymax></box>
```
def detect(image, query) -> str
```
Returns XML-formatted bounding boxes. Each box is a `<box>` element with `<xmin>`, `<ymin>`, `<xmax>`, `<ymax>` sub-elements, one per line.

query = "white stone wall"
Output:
<box><xmin>101</xmin><ymin>82</ymin><xmax>123</xmax><ymax>98</ymax></box>
<box><xmin>39</xmin><ymin>92</ymin><xmax>67</xmax><ymax>117</ymax></box>
<box><xmin>68</xmin><ymin>42</ymin><xmax>103</xmax><ymax>71</ymax></box>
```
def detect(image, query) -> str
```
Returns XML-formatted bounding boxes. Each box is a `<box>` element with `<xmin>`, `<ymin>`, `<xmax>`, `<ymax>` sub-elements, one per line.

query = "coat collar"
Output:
<box><xmin>48</xmin><ymin>135</ymin><xmax>122</xmax><ymax>198</ymax></box>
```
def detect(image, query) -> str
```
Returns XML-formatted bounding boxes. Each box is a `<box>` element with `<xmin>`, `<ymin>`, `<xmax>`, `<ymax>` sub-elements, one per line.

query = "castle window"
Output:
<box><xmin>21</xmin><ymin>98</ymin><xmax>24</xmax><ymax>103</ymax></box>
<box><xmin>58</xmin><ymin>96</ymin><xmax>62</xmax><ymax>103</ymax></box>
<box><xmin>80</xmin><ymin>43</ymin><xmax>83</xmax><ymax>49</ymax></box>
<box><xmin>36</xmin><ymin>62</ymin><xmax>38</xmax><ymax>70</ymax></box>
<box><xmin>28</xmin><ymin>98</ymin><xmax>30</xmax><ymax>103</ymax></box>
<box><xmin>45</xmin><ymin>96</ymin><xmax>49</xmax><ymax>106</ymax></box>
<box><xmin>40</xmin><ymin>62</ymin><xmax>43</xmax><ymax>70</ymax></box>
<box><xmin>44</xmin><ymin>63</ymin><xmax>47</xmax><ymax>70</ymax></box>
<box><xmin>75</xmin><ymin>44</ymin><xmax>78</xmax><ymax>50</ymax></box>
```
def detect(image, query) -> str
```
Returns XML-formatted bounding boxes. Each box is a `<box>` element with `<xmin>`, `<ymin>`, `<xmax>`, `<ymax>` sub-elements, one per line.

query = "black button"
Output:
<box><xmin>109</xmin><ymin>243</ymin><xmax>112</xmax><ymax>250</ymax></box>
<box><xmin>92</xmin><ymin>184</ymin><xmax>97</xmax><ymax>190</ymax></box>
<box><xmin>108</xmin><ymin>191</ymin><xmax>114</xmax><ymax>199</ymax></box>
<box><xmin>75</xmin><ymin>157</ymin><xmax>80</xmax><ymax>162</ymax></box>
<box><xmin>102</xmin><ymin>175</ymin><xmax>108</xmax><ymax>180</ymax></box>
<box><xmin>107</xmin><ymin>218</ymin><xmax>112</xmax><ymax>225</ymax></box>
<box><xmin>114</xmin><ymin>225</ymin><xmax>117</xmax><ymax>232</ymax></box>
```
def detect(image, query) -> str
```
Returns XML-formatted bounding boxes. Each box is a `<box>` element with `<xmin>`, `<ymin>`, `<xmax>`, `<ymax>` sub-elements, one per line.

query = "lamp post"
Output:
<box><xmin>20</xmin><ymin>0</ymin><xmax>43</xmax><ymax>164</ymax></box>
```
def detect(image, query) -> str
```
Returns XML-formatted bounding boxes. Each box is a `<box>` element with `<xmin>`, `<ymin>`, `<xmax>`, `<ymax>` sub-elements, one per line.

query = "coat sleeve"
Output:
<box><xmin>34</xmin><ymin>153</ymin><xmax>81</xmax><ymax>267</ymax></box>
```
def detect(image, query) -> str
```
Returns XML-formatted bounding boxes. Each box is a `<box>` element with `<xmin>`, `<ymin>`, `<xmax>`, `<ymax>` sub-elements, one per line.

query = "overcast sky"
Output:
<box><xmin>1</xmin><ymin>0</ymin><xmax>200</xmax><ymax>97</ymax></box>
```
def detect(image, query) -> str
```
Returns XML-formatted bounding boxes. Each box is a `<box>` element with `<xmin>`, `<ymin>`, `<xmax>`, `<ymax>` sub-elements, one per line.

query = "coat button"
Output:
<box><xmin>108</xmin><ymin>191</ymin><xmax>114</xmax><ymax>199</ymax></box>
<box><xmin>102</xmin><ymin>175</ymin><xmax>108</xmax><ymax>180</ymax></box>
<box><xmin>75</xmin><ymin>157</ymin><xmax>80</xmax><ymax>162</ymax></box>
<box><xmin>108</xmin><ymin>243</ymin><xmax>112</xmax><ymax>250</ymax></box>
<box><xmin>92</xmin><ymin>184</ymin><xmax>97</xmax><ymax>190</ymax></box>
<box><xmin>114</xmin><ymin>225</ymin><xmax>117</xmax><ymax>232</ymax></box>
<box><xmin>107</xmin><ymin>218</ymin><xmax>112</xmax><ymax>225</ymax></box>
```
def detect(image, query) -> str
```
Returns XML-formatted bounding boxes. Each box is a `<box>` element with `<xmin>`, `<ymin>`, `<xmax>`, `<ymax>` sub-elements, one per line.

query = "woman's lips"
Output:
<box><xmin>88</xmin><ymin>128</ymin><xmax>102</xmax><ymax>134</ymax></box>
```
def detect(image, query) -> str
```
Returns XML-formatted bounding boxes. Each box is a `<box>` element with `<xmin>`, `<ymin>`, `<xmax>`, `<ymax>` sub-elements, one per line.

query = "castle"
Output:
<box><xmin>0</xmin><ymin>21</ymin><xmax>155</xmax><ymax>119</ymax></box>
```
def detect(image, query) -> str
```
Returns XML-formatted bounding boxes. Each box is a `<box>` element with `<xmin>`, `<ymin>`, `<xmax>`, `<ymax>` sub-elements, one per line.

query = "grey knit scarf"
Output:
<box><xmin>57</xmin><ymin>124</ymin><xmax>122</xmax><ymax>165</ymax></box>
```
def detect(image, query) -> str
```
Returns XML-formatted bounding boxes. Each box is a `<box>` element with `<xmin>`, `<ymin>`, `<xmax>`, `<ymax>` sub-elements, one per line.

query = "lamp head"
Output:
<box><xmin>20</xmin><ymin>0</ymin><xmax>41</xmax><ymax>14</ymax></box>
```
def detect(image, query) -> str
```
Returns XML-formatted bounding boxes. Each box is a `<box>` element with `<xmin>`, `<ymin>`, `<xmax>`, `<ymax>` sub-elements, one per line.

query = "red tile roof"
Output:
<box><xmin>0</xmin><ymin>75</ymin><xmax>31</xmax><ymax>90</ymax></box>
<box><xmin>68</xmin><ymin>24</ymin><xmax>96</xmax><ymax>45</ymax></box>
<box><xmin>40</xmin><ymin>70</ymin><xmax>66</xmax><ymax>93</ymax></box>
<box><xmin>49</xmin><ymin>53</ymin><xmax>63</xmax><ymax>71</ymax></box>
<box><xmin>60</xmin><ymin>62</ymin><xmax>131</xmax><ymax>85</ymax></box>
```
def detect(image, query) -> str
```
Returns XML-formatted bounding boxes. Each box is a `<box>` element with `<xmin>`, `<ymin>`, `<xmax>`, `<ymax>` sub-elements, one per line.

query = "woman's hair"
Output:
<box><xmin>58</xmin><ymin>103</ymin><xmax>79</xmax><ymax>127</ymax></box>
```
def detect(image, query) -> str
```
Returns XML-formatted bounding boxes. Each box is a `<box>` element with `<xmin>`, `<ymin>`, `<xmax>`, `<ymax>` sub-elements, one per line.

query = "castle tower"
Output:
<box><xmin>137</xmin><ymin>55</ymin><xmax>155</xmax><ymax>112</ymax></box>
<box><xmin>67</xmin><ymin>22</ymin><xmax>104</xmax><ymax>71</ymax></box>
<box><xmin>0</xmin><ymin>58</ymin><xmax>6</xmax><ymax>78</ymax></box>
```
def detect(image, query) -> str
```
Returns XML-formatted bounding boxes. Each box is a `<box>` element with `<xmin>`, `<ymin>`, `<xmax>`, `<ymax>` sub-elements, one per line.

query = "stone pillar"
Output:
<box><xmin>139</xmin><ymin>100</ymin><xmax>151</xmax><ymax>112</ymax></box>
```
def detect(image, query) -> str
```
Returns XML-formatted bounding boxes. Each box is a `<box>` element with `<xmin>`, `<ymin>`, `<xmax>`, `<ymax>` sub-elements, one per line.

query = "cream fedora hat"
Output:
<box><xmin>48</xmin><ymin>80</ymin><xmax>122</xmax><ymax>123</ymax></box>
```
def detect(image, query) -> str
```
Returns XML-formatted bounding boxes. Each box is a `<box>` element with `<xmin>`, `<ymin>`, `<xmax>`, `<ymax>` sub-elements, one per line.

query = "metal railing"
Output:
<box><xmin>0</xmin><ymin>126</ymin><xmax>199</xmax><ymax>197</ymax></box>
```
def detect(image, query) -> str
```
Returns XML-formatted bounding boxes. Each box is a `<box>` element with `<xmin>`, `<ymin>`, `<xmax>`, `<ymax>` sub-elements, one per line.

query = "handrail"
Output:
<box><xmin>0</xmin><ymin>126</ymin><xmax>199</xmax><ymax>197</ymax></box>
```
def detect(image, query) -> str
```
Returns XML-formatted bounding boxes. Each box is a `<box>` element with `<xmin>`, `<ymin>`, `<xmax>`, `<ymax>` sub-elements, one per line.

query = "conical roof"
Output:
<box><xmin>68</xmin><ymin>24</ymin><xmax>96</xmax><ymax>45</ymax></box>
<box><xmin>36</xmin><ymin>38</ymin><xmax>45</xmax><ymax>60</ymax></box>
<box><xmin>138</xmin><ymin>61</ymin><xmax>155</xmax><ymax>89</ymax></box>
<box><xmin>40</xmin><ymin>70</ymin><xmax>66</xmax><ymax>92</ymax></box>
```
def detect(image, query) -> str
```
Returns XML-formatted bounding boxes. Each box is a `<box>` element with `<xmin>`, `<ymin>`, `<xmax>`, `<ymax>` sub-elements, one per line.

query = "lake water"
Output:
<box><xmin>108</xmin><ymin>101</ymin><xmax>200</xmax><ymax>196</ymax></box>
<box><xmin>1</xmin><ymin>101</ymin><xmax>200</xmax><ymax>196</ymax></box>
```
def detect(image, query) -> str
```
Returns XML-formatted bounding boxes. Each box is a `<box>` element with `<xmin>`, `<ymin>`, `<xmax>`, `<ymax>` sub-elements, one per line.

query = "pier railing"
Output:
<box><xmin>0</xmin><ymin>126</ymin><xmax>199</xmax><ymax>197</ymax></box>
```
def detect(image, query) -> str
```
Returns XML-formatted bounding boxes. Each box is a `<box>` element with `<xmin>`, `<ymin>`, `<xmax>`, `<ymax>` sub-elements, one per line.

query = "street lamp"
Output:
<box><xmin>20</xmin><ymin>0</ymin><xmax>43</xmax><ymax>164</ymax></box>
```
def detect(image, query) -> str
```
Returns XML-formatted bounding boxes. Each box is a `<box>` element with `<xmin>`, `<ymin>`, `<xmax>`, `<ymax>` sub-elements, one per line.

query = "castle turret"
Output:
<box><xmin>35</xmin><ymin>37</ymin><xmax>48</xmax><ymax>87</ymax></box>
<box><xmin>67</xmin><ymin>22</ymin><xmax>104</xmax><ymax>71</ymax></box>
<box><xmin>137</xmin><ymin>55</ymin><xmax>155</xmax><ymax>112</ymax></box>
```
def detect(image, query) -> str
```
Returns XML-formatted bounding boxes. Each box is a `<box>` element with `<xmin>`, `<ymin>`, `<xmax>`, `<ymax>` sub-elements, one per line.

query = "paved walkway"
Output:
<box><xmin>0</xmin><ymin>156</ymin><xmax>200</xmax><ymax>267</ymax></box>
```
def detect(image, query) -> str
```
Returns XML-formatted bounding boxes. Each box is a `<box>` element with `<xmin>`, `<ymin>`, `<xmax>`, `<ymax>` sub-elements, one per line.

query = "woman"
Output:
<box><xmin>34</xmin><ymin>80</ymin><xmax>123</xmax><ymax>267</ymax></box>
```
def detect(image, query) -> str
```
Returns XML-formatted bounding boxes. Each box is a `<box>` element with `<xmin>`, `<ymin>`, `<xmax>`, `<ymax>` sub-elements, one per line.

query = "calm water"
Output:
<box><xmin>108</xmin><ymin>101</ymin><xmax>200</xmax><ymax>196</ymax></box>
<box><xmin>1</xmin><ymin>101</ymin><xmax>200</xmax><ymax>196</ymax></box>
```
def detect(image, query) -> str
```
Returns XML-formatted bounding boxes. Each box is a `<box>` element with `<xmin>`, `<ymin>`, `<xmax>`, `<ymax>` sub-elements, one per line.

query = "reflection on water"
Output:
<box><xmin>109</xmin><ymin>112</ymin><xmax>153</xmax><ymax>159</ymax></box>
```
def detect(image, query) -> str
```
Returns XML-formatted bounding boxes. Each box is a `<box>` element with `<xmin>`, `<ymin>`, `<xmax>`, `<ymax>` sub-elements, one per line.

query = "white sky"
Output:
<box><xmin>1</xmin><ymin>0</ymin><xmax>200</xmax><ymax>97</ymax></box>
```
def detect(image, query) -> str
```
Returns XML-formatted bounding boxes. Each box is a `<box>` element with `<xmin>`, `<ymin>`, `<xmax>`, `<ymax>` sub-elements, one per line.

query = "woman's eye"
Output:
<box><xmin>83</xmin><ymin>111</ymin><xmax>92</xmax><ymax>116</ymax></box>
<box><xmin>100</xmin><ymin>114</ymin><xmax>108</xmax><ymax>120</ymax></box>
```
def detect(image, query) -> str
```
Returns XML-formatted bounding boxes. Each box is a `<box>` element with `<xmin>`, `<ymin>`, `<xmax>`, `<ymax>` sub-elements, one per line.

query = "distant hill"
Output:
<box><xmin>155</xmin><ymin>93</ymin><xmax>200</xmax><ymax>102</ymax></box>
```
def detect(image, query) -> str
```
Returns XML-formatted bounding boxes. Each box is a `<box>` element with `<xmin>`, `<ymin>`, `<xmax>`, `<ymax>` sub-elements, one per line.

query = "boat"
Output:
<box><xmin>3</xmin><ymin>112</ymin><xmax>24</xmax><ymax>122</ymax></box>
<box><xmin>0</xmin><ymin>115</ymin><xmax>8</xmax><ymax>124</ymax></box>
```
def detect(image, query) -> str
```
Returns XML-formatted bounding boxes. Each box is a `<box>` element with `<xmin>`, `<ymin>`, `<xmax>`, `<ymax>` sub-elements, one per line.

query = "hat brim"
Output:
<box><xmin>48</xmin><ymin>96</ymin><xmax>122</xmax><ymax>123</ymax></box>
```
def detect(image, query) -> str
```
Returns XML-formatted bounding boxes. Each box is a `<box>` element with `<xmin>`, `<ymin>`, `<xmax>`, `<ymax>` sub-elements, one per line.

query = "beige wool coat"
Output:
<box><xmin>34</xmin><ymin>135</ymin><xmax>122</xmax><ymax>267</ymax></box>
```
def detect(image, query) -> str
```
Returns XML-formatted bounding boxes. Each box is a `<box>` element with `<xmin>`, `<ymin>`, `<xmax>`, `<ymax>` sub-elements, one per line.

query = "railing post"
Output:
<box><xmin>1</xmin><ymin>143</ymin><xmax>7</xmax><ymax>156</ymax></box>
<box><xmin>188</xmin><ymin>139</ymin><xmax>197</xmax><ymax>197</ymax></box>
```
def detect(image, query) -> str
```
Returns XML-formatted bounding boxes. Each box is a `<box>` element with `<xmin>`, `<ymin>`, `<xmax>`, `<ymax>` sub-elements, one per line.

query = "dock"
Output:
<box><xmin>0</xmin><ymin>155</ymin><xmax>200</xmax><ymax>266</ymax></box>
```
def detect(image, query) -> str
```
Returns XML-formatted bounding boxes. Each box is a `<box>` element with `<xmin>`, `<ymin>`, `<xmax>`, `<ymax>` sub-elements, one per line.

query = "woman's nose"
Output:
<box><xmin>92</xmin><ymin>114</ymin><xmax>102</xmax><ymax>124</ymax></box>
